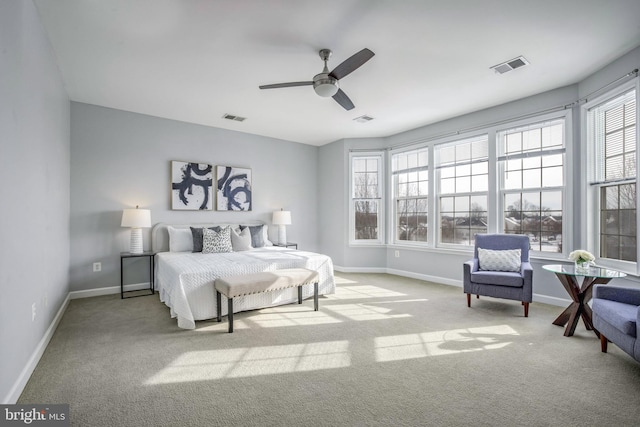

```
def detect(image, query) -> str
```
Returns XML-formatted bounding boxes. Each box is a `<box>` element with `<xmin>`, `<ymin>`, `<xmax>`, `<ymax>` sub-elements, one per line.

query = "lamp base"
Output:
<box><xmin>278</xmin><ymin>225</ymin><xmax>287</xmax><ymax>246</ymax></box>
<box><xmin>129</xmin><ymin>228</ymin><xmax>143</xmax><ymax>254</ymax></box>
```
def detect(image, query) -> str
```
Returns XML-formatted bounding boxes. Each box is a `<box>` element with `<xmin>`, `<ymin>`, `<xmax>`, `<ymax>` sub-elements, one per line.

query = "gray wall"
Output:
<box><xmin>70</xmin><ymin>103</ymin><xmax>319</xmax><ymax>291</ymax></box>
<box><xmin>0</xmin><ymin>0</ymin><xmax>70</xmax><ymax>403</ymax></box>
<box><xmin>319</xmin><ymin>45</ymin><xmax>640</xmax><ymax>302</ymax></box>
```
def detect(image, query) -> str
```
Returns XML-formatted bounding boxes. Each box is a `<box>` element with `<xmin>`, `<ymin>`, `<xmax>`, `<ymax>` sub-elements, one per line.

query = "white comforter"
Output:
<box><xmin>155</xmin><ymin>247</ymin><xmax>335</xmax><ymax>329</ymax></box>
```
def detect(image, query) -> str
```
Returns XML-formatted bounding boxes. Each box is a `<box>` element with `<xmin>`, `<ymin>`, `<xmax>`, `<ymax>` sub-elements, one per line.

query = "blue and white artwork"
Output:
<box><xmin>217</xmin><ymin>166</ymin><xmax>252</xmax><ymax>211</ymax></box>
<box><xmin>171</xmin><ymin>161</ymin><xmax>213</xmax><ymax>210</ymax></box>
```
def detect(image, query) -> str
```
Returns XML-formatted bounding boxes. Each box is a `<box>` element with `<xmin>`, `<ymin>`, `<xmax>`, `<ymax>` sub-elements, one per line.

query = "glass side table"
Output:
<box><xmin>542</xmin><ymin>264</ymin><xmax>626</xmax><ymax>337</ymax></box>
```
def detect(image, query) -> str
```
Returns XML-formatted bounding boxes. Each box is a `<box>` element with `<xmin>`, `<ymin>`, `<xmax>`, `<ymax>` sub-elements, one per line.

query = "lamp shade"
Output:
<box><xmin>121</xmin><ymin>208</ymin><xmax>151</xmax><ymax>228</ymax></box>
<box><xmin>272</xmin><ymin>210</ymin><xmax>292</xmax><ymax>225</ymax></box>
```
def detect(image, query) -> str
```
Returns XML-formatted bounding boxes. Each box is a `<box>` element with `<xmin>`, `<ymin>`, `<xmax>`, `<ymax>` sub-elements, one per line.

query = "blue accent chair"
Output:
<box><xmin>463</xmin><ymin>234</ymin><xmax>533</xmax><ymax>317</ymax></box>
<box><xmin>592</xmin><ymin>285</ymin><xmax>640</xmax><ymax>363</ymax></box>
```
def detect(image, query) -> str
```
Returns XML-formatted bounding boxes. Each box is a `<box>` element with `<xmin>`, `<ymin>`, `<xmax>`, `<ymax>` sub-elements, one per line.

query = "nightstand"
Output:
<box><xmin>120</xmin><ymin>251</ymin><xmax>155</xmax><ymax>299</ymax></box>
<box><xmin>273</xmin><ymin>242</ymin><xmax>298</xmax><ymax>249</ymax></box>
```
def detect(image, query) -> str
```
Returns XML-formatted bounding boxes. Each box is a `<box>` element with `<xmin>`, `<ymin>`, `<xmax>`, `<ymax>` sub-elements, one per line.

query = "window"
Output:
<box><xmin>587</xmin><ymin>88</ymin><xmax>637</xmax><ymax>263</ymax></box>
<box><xmin>436</xmin><ymin>135</ymin><xmax>488</xmax><ymax>246</ymax></box>
<box><xmin>498</xmin><ymin>119</ymin><xmax>565</xmax><ymax>252</ymax></box>
<box><xmin>392</xmin><ymin>148</ymin><xmax>429</xmax><ymax>243</ymax></box>
<box><xmin>350</xmin><ymin>153</ymin><xmax>383</xmax><ymax>244</ymax></box>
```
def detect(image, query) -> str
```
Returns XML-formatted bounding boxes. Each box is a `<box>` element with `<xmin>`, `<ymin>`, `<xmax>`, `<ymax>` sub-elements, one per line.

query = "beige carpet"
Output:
<box><xmin>19</xmin><ymin>273</ymin><xmax>640</xmax><ymax>426</ymax></box>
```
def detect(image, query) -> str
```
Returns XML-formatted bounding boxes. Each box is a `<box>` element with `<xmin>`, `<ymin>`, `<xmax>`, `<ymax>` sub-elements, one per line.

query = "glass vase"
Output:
<box><xmin>574</xmin><ymin>260</ymin><xmax>592</xmax><ymax>274</ymax></box>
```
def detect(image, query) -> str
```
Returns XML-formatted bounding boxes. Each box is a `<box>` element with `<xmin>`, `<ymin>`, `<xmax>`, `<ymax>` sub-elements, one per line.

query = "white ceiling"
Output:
<box><xmin>35</xmin><ymin>0</ymin><xmax>640</xmax><ymax>146</ymax></box>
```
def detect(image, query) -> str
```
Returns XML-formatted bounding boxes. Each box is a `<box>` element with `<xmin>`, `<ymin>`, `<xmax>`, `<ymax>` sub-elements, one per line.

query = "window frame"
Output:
<box><xmin>496</xmin><ymin>112</ymin><xmax>571</xmax><ymax>258</ymax></box>
<box><xmin>435</xmin><ymin>133</ymin><xmax>490</xmax><ymax>249</ymax></box>
<box><xmin>349</xmin><ymin>151</ymin><xmax>385</xmax><ymax>246</ymax></box>
<box><xmin>582</xmin><ymin>78</ymin><xmax>639</xmax><ymax>274</ymax></box>
<box><xmin>389</xmin><ymin>145</ymin><xmax>431</xmax><ymax>247</ymax></box>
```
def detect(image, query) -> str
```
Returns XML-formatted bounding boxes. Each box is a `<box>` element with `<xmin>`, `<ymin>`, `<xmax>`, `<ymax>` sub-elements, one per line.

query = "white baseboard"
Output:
<box><xmin>4</xmin><ymin>293</ymin><xmax>70</xmax><ymax>404</ymax></box>
<box><xmin>386</xmin><ymin>268</ymin><xmax>462</xmax><ymax>287</ymax></box>
<box><xmin>532</xmin><ymin>293</ymin><xmax>571</xmax><ymax>307</ymax></box>
<box><xmin>69</xmin><ymin>282</ymin><xmax>152</xmax><ymax>299</ymax></box>
<box><xmin>333</xmin><ymin>265</ymin><xmax>387</xmax><ymax>273</ymax></box>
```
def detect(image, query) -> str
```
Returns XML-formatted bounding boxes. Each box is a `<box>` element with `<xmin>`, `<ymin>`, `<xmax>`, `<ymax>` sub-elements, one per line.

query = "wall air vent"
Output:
<box><xmin>222</xmin><ymin>114</ymin><xmax>246</xmax><ymax>122</ymax></box>
<box><xmin>490</xmin><ymin>56</ymin><xmax>529</xmax><ymax>74</ymax></box>
<box><xmin>353</xmin><ymin>115</ymin><xmax>374</xmax><ymax>123</ymax></box>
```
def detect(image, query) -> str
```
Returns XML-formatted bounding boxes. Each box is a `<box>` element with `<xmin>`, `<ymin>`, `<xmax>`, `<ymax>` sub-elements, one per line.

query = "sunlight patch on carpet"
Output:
<box><xmin>145</xmin><ymin>341</ymin><xmax>351</xmax><ymax>384</ymax></box>
<box><xmin>328</xmin><ymin>285</ymin><xmax>406</xmax><ymax>300</ymax></box>
<box><xmin>324</xmin><ymin>303</ymin><xmax>411</xmax><ymax>321</ymax></box>
<box><xmin>374</xmin><ymin>325</ymin><xmax>519</xmax><ymax>361</ymax></box>
<box><xmin>247</xmin><ymin>307</ymin><xmax>342</xmax><ymax>328</ymax></box>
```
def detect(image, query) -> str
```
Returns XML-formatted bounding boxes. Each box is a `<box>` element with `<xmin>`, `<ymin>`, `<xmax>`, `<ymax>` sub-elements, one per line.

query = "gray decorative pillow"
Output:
<box><xmin>231</xmin><ymin>227</ymin><xmax>252</xmax><ymax>251</ymax></box>
<box><xmin>478</xmin><ymin>248</ymin><xmax>521</xmax><ymax>272</ymax></box>
<box><xmin>240</xmin><ymin>225</ymin><xmax>266</xmax><ymax>248</ymax></box>
<box><xmin>202</xmin><ymin>227</ymin><xmax>232</xmax><ymax>254</ymax></box>
<box><xmin>190</xmin><ymin>226</ymin><xmax>221</xmax><ymax>252</ymax></box>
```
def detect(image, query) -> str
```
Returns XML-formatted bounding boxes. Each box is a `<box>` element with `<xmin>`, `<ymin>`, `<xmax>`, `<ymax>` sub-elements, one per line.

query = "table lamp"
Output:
<box><xmin>121</xmin><ymin>206</ymin><xmax>151</xmax><ymax>254</ymax></box>
<box><xmin>272</xmin><ymin>209</ymin><xmax>292</xmax><ymax>245</ymax></box>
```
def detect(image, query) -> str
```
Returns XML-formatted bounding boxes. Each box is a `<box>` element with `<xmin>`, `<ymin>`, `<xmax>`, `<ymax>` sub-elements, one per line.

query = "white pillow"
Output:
<box><xmin>263</xmin><ymin>225</ymin><xmax>273</xmax><ymax>246</ymax></box>
<box><xmin>478</xmin><ymin>248</ymin><xmax>521</xmax><ymax>272</ymax></box>
<box><xmin>202</xmin><ymin>227</ymin><xmax>233</xmax><ymax>253</ymax></box>
<box><xmin>231</xmin><ymin>227</ymin><xmax>252</xmax><ymax>251</ymax></box>
<box><xmin>168</xmin><ymin>226</ymin><xmax>193</xmax><ymax>252</ymax></box>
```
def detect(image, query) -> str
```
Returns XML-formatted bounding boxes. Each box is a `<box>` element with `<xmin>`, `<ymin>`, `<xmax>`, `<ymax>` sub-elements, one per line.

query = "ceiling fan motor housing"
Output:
<box><xmin>313</xmin><ymin>73</ymin><xmax>339</xmax><ymax>97</ymax></box>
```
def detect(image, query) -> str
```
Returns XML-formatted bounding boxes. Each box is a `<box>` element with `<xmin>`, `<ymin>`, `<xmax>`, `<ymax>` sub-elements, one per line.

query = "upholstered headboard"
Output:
<box><xmin>151</xmin><ymin>221</ymin><xmax>267</xmax><ymax>253</ymax></box>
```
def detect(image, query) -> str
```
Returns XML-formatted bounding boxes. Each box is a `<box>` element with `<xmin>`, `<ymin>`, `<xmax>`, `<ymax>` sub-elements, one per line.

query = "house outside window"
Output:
<box><xmin>350</xmin><ymin>152</ymin><xmax>384</xmax><ymax>244</ymax></box>
<box><xmin>436</xmin><ymin>134</ymin><xmax>489</xmax><ymax>246</ymax></box>
<box><xmin>498</xmin><ymin>118</ymin><xmax>566</xmax><ymax>253</ymax></box>
<box><xmin>391</xmin><ymin>148</ymin><xmax>429</xmax><ymax>243</ymax></box>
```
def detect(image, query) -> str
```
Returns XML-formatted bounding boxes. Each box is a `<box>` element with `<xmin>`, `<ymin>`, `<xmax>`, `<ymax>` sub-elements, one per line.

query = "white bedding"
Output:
<box><xmin>155</xmin><ymin>247</ymin><xmax>335</xmax><ymax>329</ymax></box>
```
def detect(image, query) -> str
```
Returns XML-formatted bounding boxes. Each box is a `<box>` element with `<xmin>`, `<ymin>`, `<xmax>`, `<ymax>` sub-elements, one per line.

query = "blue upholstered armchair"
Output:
<box><xmin>463</xmin><ymin>234</ymin><xmax>533</xmax><ymax>317</ymax></box>
<box><xmin>592</xmin><ymin>285</ymin><xmax>640</xmax><ymax>363</ymax></box>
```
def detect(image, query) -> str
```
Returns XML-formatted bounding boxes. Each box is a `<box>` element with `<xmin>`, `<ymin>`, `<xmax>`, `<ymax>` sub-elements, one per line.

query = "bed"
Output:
<box><xmin>152</xmin><ymin>222</ymin><xmax>335</xmax><ymax>329</ymax></box>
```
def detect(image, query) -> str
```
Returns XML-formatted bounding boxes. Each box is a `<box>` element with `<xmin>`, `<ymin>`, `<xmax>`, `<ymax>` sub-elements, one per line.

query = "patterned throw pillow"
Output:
<box><xmin>478</xmin><ymin>248</ymin><xmax>521</xmax><ymax>272</ymax></box>
<box><xmin>190</xmin><ymin>226</ymin><xmax>221</xmax><ymax>252</ymax></box>
<box><xmin>202</xmin><ymin>227</ymin><xmax>232</xmax><ymax>254</ymax></box>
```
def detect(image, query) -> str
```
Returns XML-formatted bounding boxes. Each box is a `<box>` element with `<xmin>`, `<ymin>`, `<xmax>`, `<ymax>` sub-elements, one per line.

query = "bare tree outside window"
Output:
<box><xmin>352</xmin><ymin>156</ymin><xmax>381</xmax><ymax>241</ymax></box>
<box><xmin>392</xmin><ymin>148</ymin><xmax>429</xmax><ymax>243</ymax></box>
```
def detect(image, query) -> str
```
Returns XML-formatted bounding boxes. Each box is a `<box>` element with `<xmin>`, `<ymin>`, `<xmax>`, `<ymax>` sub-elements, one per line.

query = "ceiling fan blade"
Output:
<box><xmin>332</xmin><ymin>89</ymin><xmax>355</xmax><ymax>111</ymax></box>
<box><xmin>329</xmin><ymin>48</ymin><xmax>375</xmax><ymax>80</ymax></box>
<box><xmin>259</xmin><ymin>81</ymin><xmax>313</xmax><ymax>89</ymax></box>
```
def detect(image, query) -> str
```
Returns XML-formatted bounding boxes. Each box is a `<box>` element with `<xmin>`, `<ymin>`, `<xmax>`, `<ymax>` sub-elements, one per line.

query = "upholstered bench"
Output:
<box><xmin>215</xmin><ymin>268</ymin><xmax>320</xmax><ymax>333</ymax></box>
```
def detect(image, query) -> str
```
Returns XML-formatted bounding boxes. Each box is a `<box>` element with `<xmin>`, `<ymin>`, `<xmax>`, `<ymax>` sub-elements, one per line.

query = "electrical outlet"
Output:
<box><xmin>395</xmin><ymin>250</ymin><xmax>400</xmax><ymax>258</ymax></box>
<box><xmin>93</xmin><ymin>262</ymin><xmax>102</xmax><ymax>272</ymax></box>
<box><xmin>32</xmin><ymin>303</ymin><xmax>36</xmax><ymax>322</ymax></box>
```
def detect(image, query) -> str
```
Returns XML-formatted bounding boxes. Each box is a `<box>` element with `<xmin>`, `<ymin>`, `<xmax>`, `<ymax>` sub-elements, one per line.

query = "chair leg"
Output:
<box><xmin>523</xmin><ymin>302</ymin><xmax>529</xmax><ymax>317</ymax></box>
<box><xmin>466</xmin><ymin>293</ymin><xmax>471</xmax><ymax>307</ymax></box>
<box><xmin>600</xmin><ymin>334</ymin><xmax>608</xmax><ymax>353</ymax></box>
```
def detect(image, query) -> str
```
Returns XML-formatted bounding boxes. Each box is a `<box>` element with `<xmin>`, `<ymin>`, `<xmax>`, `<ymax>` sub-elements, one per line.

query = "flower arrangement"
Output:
<box><xmin>569</xmin><ymin>250</ymin><xmax>595</xmax><ymax>266</ymax></box>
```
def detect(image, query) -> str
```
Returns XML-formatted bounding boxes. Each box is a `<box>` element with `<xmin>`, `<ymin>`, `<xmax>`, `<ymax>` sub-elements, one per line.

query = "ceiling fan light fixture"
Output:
<box><xmin>313</xmin><ymin>75</ymin><xmax>339</xmax><ymax>97</ymax></box>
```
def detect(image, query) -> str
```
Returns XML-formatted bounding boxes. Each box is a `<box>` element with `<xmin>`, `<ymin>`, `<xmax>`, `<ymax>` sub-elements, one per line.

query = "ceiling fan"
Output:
<box><xmin>259</xmin><ymin>48</ymin><xmax>375</xmax><ymax>111</ymax></box>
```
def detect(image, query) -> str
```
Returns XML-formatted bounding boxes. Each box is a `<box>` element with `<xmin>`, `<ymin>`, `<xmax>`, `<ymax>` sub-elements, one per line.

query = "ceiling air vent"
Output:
<box><xmin>490</xmin><ymin>56</ymin><xmax>529</xmax><ymax>74</ymax></box>
<box><xmin>353</xmin><ymin>115</ymin><xmax>374</xmax><ymax>123</ymax></box>
<box><xmin>222</xmin><ymin>114</ymin><xmax>246</xmax><ymax>122</ymax></box>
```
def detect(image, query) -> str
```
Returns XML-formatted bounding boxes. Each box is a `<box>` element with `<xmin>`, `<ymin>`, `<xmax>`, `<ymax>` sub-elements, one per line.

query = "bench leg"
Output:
<box><xmin>298</xmin><ymin>286</ymin><xmax>302</xmax><ymax>304</ymax></box>
<box><xmin>314</xmin><ymin>282</ymin><xmax>318</xmax><ymax>311</ymax></box>
<box><xmin>228</xmin><ymin>297</ymin><xmax>234</xmax><ymax>333</ymax></box>
<box><xmin>216</xmin><ymin>291</ymin><xmax>221</xmax><ymax>322</ymax></box>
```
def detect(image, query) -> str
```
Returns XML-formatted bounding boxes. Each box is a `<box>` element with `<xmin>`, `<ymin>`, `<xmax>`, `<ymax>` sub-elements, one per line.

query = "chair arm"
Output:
<box><xmin>464</xmin><ymin>258</ymin><xmax>479</xmax><ymax>274</ymax></box>
<box><xmin>593</xmin><ymin>285</ymin><xmax>640</xmax><ymax>306</ymax></box>
<box><xmin>520</xmin><ymin>261</ymin><xmax>533</xmax><ymax>280</ymax></box>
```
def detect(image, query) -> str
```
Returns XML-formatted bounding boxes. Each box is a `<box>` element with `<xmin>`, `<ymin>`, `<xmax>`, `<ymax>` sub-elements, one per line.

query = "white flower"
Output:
<box><xmin>569</xmin><ymin>249</ymin><xmax>595</xmax><ymax>263</ymax></box>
